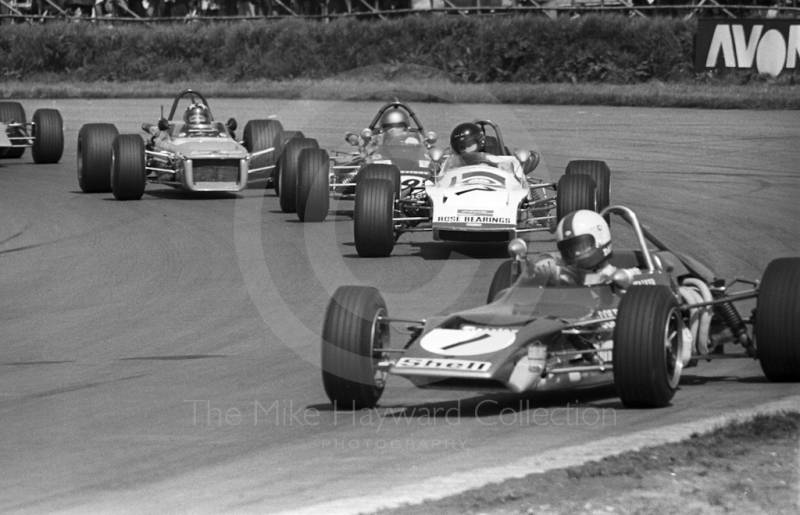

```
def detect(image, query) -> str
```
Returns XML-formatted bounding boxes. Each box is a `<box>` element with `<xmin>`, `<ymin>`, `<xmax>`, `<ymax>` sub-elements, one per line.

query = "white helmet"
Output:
<box><xmin>555</xmin><ymin>210</ymin><xmax>612</xmax><ymax>270</ymax></box>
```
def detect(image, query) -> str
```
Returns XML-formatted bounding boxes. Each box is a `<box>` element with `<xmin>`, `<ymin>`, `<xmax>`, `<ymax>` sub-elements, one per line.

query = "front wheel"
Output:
<box><xmin>556</xmin><ymin>173</ymin><xmax>596</xmax><ymax>223</ymax></box>
<box><xmin>32</xmin><ymin>108</ymin><xmax>64</xmax><ymax>164</ymax></box>
<box><xmin>244</xmin><ymin>119</ymin><xmax>284</xmax><ymax>182</ymax></box>
<box><xmin>111</xmin><ymin>135</ymin><xmax>146</xmax><ymax>201</ymax></box>
<box><xmin>756</xmin><ymin>257</ymin><xmax>800</xmax><ymax>381</ymax></box>
<box><xmin>613</xmin><ymin>285</ymin><xmax>684</xmax><ymax>408</ymax></box>
<box><xmin>321</xmin><ymin>286</ymin><xmax>389</xmax><ymax>410</ymax></box>
<box><xmin>77</xmin><ymin>123</ymin><xmax>119</xmax><ymax>193</ymax></box>
<box><xmin>297</xmin><ymin>148</ymin><xmax>330</xmax><ymax>223</ymax></box>
<box><xmin>358</xmin><ymin>164</ymin><xmax>401</xmax><ymax>198</ymax></box>
<box><xmin>354</xmin><ymin>178</ymin><xmax>396</xmax><ymax>258</ymax></box>
<box><xmin>487</xmin><ymin>259</ymin><xmax>516</xmax><ymax>304</ymax></box>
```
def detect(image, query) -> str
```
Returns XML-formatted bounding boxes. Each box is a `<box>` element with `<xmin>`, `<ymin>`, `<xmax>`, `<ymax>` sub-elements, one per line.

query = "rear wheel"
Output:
<box><xmin>614</xmin><ymin>285</ymin><xmax>684</xmax><ymax>408</ymax></box>
<box><xmin>244</xmin><ymin>119</ymin><xmax>284</xmax><ymax>183</ymax></box>
<box><xmin>354</xmin><ymin>179</ymin><xmax>396</xmax><ymax>258</ymax></box>
<box><xmin>556</xmin><ymin>173</ymin><xmax>596</xmax><ymax>223</ymax></box>
<box><xmin>566</xmin><ymin>160</ymin><xmax>611</xmax><ymax>221</ymax></box>
<box><xmin>359</xmin><ymin>164</ymin><xmax>401</xmax><ymax>198</ymax></box>
<box><xmin>32</xmin><ymin>108</ymin><xmax>64</xmax><ymax>164</ymax></box>
<box><xmin>0</xmin><ymin>101</ymin><xmax>26</xmax><ymax>159</ymax></box>
<box><xmin>321</xmin><ymin>286</ymin><xmax>389</xmax><ymax>410</ymax></box>
<box><xmin>278</xmin><ymin>137</ymin><xmax>319</xmax><ymax>212</ymax></box>
<box><xmin>111</xmin><ymin>135</ymin><xmax>146</xmax><ymax>201</ymax></box>
<box><xmin>77</xmin><ymin>123</ymin><xmax>119</xmax><ymax>193</ymax></box>
<box><xmin>297</xmin><ymin>148</ymin><xmax>330</xmax><ymax>223</ymax></box>
<box><xmin>487</xmin><ymin>259</ymin><xmax>516</xmax><ymax>303</ymax></box>
<box><xmin>756</xmin><ymin>257</ymin><xmax>800</xmax><ymax>382</ymax></box>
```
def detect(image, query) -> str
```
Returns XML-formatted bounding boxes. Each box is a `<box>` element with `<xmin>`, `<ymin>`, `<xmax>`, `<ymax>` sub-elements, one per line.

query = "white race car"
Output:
<box><xmin>352</xmin><ymin>119</ymin><xmax>611</xmax><ymax>257</ymax></box>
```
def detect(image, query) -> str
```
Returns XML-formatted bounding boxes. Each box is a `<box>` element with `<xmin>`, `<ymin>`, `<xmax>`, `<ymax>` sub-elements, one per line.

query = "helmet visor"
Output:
<box><xmin>557</xmin><ymin>234</ymin><xmax>596</xmax><ymax>266</ymax></box>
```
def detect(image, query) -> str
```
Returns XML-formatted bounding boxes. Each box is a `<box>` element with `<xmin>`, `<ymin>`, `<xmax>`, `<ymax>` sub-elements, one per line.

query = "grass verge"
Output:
<box><xmin>1</xmin><ymin>80</ymin><xmax>798</xmax><ymax>109</ymax></box>
<box><xmin>373</xmin><ymin>411</ymin><xmax>800</xmax><ymax>515</ymax></box>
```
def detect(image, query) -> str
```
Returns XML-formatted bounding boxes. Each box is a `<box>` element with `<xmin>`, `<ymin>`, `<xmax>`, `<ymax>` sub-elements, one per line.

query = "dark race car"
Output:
<box><xmin>320</xmin><ymin>205</ymin><xmax>800</xmax><ymax>410</ymax></box>
<box><xmin>275</xmin><ymin>101</ymin><xmax>438</xmax><ymax>223</ymax></box>
<box><xmin>76</xmin><ymin>89</ymin><xmax>288</xmax><ymax>200</ymax></box>
<box><xmin>0</xmin><ymin>101</ymin><xmax>64</xmax><ymax>164</ymax></box>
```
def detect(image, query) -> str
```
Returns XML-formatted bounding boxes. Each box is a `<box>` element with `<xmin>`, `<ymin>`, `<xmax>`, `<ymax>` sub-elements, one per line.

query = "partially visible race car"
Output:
<box><xmin>0</xmin><ymin>101</ymin><xmax>64</xmax><ymax>163</ymax></box>
<box><xmin>321</xmin><ymin>205</ymin><xmax>800</xmax><ymax>410</ymax></box>
<box><xmin>352</xmin><ymin>118</ymin><xmax>611</xmax><ymax>257</ymax></box>
<box><xmin>275</xmin><ymin>101</ymin><xmax>438</xmax><ymax>223</ymax></box>
<box><xmin>76</xmin><ymin>89</ymin><xmax>287</xmax><ymax>200</ymax></box>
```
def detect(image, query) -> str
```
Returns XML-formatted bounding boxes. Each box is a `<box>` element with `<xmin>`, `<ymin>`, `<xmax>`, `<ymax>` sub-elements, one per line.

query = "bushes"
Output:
<box><xmin>0</xmin><ymin>16</ymin><xmax>698</xmax><ymax>84</ymax></box>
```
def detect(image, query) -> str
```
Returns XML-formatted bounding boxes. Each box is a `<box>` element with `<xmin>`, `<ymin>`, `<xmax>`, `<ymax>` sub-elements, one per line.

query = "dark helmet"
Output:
<box><xmin>184</xmin><ymin>103</ymin><xmax>211</xmax><ymax>125</ymax></box>
<box><xmin>450</xmin><ymin>122</ymin><xmax>485</xmax><ymax>154</ymax></box>
<box><xmin>555</xmin><ymin>210</ymin><xmax>612</xmax><ymax>271</ymax></box>
<box><xmin>380</xmin><ymin>108</ymin><xmax>410</xmax><ymax>131</ymax></box>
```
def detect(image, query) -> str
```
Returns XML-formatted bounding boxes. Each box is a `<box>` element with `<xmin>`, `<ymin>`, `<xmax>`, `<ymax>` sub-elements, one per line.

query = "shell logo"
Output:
<box><xmin>696</xmin><ymin>21</ymin><xmax>800</xmax><ymax>77</ymax></box>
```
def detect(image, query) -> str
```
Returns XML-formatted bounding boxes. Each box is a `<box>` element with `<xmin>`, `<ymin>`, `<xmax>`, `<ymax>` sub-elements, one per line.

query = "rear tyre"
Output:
<box><xmin>556</xmin><ymin>173</ymin><xmax>596</xmax><ymax>223</ymax></box>
<box><xmin>756</xmin><ymin>257</ymin><xmax>800</xmax><ymax>382</ymax></box>
<box><xmin>77</xmin><ymin>123</ymin><xmax>119</xmax><ymax>193</ymax></box>
<box><xmin>278</xmin><ymin>137</ymin><xmax>319</xmax><ymax>211</ymax></box>
<box><xmin>487</xmin><ymin>259</ymin><xmax>516</xmax><ymax>303</ymax></box>
<box><xmin>358</xmin><ymin>164</ymin><xmax>401</xmax><ymax>198</ymax></box>
<box><xmin>614</xmin><ymin>285</ymin><xmax>684</xmax><ymax>408</ymax></box>
<box><xmin>354</xmin><ymin>179</ymin><xmax>395</xmax><ymax>258</ymax></box>
<box><xmin>321</xmin><ymin>286</ymin><xmax>389</xmax><ymax>410</ymax></box>
<box><xmin>244</xmin><ymin>119</ymin><xmax>284</xmax><ymax>183</ymax></box>
<box><xmin>32</xmin><ymin>109</ymin><xmax>64</xmax><ymax>164</ymax></box>
<box><xmin>111</xmin><ymin>135</ymin><xmax>146</xmax><ymax>201</ymax></box>
<box><xmin>297</xmin><ymin>148</ymin><xmax>330</xmax><ymax>223</ymax></box>
<box><xmin>566</xmin><ymin>160</ymin><xmax>611</xmax><ymax>221</ymax></box>
<box><xmin>0</xmin><ymin>101</ymin><xmax>26</xmax><ymax>159</ymax></box>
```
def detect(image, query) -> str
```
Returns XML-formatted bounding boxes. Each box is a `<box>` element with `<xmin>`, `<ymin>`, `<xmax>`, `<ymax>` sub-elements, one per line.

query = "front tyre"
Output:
<box><xmin>77</xmin><ymin>124</ymin><xmax>118</xmax><ymax>193</ymax></box>
<box><xmin>556</xmin><ymin>173</ymin><xmax>596</xmax><ymax>223</ymax></box>
<box><xmin>297</xmin><ymin>148</ymin><xmax>330</xmax><ymax>223</ymax></box>
<box><xmin>32</xmin><ymin>108</ymin><xmax>64</xmax><ymax>164</ymax></box>
<box><xmin>614</xmin><ymin>285</ymin><xmax>684</xmax><ymax>408</ymax></box>
<box><xmin>756</xmin><ymin>257</ymin><xmax>800</xmax><ymax>382</ymax></box>
<box><xmin>487</xmin><ymin>259</ymin><xmax>516</xmax><ymax>304</ymax></box>
<box><xmin>358</xmin><ymin>164</ymin><xmax>401</xmax><ymax>199</ymax></box>
<box><xmin>354</xmin><ymin>179</ymin><xmax>396</xmax><ymax>258</ymax></box>
<box><xmin>111</xmin><ymin>135</ymin><xmax>146</xmax><ymax>201</ymax></box>
<box><xmin>244</xmin><ymin>119</ymin><xmax>284</xmax><ymax>182</ymax></box>
<box><xmin>321</xmin><ymin>286</ymin><xmax>389</xmax><ymax>410</ymax></box>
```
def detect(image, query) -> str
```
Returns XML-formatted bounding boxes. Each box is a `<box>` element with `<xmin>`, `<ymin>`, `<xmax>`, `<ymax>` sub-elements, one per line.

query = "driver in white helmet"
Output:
<box><xmin>377</xmin><ymin>108</ymin><xmax>419</xmax><ymax>145</ymax></box>
<box><xmin>534</xmin><ymin>209</ymin><xmax>641</xmax><ymax>286</ymax></box>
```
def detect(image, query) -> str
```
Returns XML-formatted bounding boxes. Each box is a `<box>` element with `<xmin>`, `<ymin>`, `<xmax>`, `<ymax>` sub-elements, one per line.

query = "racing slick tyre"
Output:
<box><xmin>354</xmin><ymin>179</ymin><xmax>395</xmax><ymax>258</ymax></box>
<box><xmin>566</xmin><ymin>160</ymin><xmax>611</xmax><ymax>222</ymax></box>
<box><xmin>321</xmin><ymin>286</ymin><xmax>389</xmax><ymax>410</ymax></box>
<box><xmin>244</xmin><ymin>119</ymin><xmax>284</xmax><ymax>184</ymax></box>
<box><xmin>31</xmin><ymin>109</ymin><xmax>64</xmax><ymax>164</ymax></box>
<box><xmin>487</xmin><ymin>259</ymin><xmax>517</xmax><ymax>303</ymax></box>
<box><xmin>0</xmin><ymin>101</ymin><xmax>26</xmax><ymax>159</ymax></box>
<box><xmin>614</xmin><ymin>285</ymin><xmax>684</xmax><ymax>408</ymax></box>
<box><xmin>77</xmin><ymin>123</ymin><xmax>119</xmax><ymax>193</ymax></box>
<box><xmin>358</xmin><ymin>164</ymin><xmax>401</xmax><ymax>198</ymax></box>
<box><xmin>297</xmin><ymin>148</ymin><xmax>330</xmax><ymax>223</ymax></box>
<box><xmin>755</xmin><ymin>257</ymin><xmax>800</xmax><ymax>382</ymax></box>
<box><xmin>111</xmin><ymin>134</ymin><xmax>146</xmax><ymax>201</ymax></box>
<box><xmin>278</xmin><ymin>137</ymin><xmax>319</xmax><ymax>212</ymax></box>
<box><xmin>556</xmin><ymin>173</ymin><xmax>596</xmax><ymax>223</ymax></box>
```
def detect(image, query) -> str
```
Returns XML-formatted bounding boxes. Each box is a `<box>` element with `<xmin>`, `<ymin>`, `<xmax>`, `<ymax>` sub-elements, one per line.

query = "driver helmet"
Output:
<box><xmin>555</xmin><ymin>210</ymin><xmax>612</xmax><ymax>271</ymax></box>
<box><xmin>450</xmin><ymin>122</ymin><xmax>485</xmax><ymax>154</ymax></box>
<box><xmin>184</xmin><ymin>103</ymin><xmax>211</xmax><ymax>125</ymax></box>
<box><xmin>380</xmin><ymin>108</ymin><xmax>410</xmax><ymax>131</ymax></box>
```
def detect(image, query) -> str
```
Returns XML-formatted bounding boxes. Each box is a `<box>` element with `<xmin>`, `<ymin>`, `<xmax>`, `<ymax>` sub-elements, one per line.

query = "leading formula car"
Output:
<box><xmin>352</xmin><ymin>119</ymin><xmax>611</xmax><ymax>257</ymax></box>
<box><xmin>0</xmin><ymin>101</ymin><xmax>64</xmax><ymax>163</ymax></box>
<box><xmin>275</xmin><ymin>101</ymin><xmax>438</xmax><ymax>222</ymax></box>
<box><xmin>76</xmin><ymin>89</ymin><xmax>287</xmax><ymax>200</ymax></box>
<box><xmin>321</xmin><ymin>206</ymin><xmax>800</xmax><ymax>410</ymax></box>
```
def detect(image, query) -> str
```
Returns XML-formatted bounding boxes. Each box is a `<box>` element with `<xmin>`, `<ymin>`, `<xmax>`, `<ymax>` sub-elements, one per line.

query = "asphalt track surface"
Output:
<box><xmin>1</xmin><ymin>98</ymin><xmax>799</xmax><ymax>514</ymax></box>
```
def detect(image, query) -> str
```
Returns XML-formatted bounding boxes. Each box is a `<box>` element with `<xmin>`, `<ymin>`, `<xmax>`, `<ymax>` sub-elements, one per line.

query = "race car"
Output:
<box><xmin>321</xmin><ymin>205</ymin><xmax>800</xmax><ymax>410</ymax></box>
<box><xmin>352</xmin><ymin>118</ymin><xmax>611</xmax><ymax>257</ymax></box>
<box><xmin>76</xmin><ymin>89</ymin><xmax>286</xmax><ymax>200</ymax></box>
<box><xmin>0</xmin><ymin>101</ymin><xmax>64</xmax><ymax>163</ymax></box>
<box><xmin>275</xmin><ymin>101</ymin><xmax>438</xmax><ymax>222</ymax></box>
